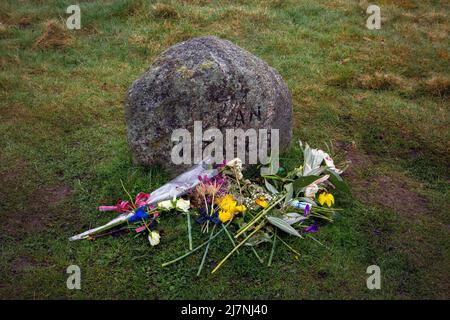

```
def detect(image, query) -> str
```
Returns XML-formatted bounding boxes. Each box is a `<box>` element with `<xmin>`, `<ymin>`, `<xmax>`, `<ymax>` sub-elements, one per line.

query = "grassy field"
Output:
<box><xmin>1</xmin><ymin>0</ymin><xmax>449</xmax><ymax>299</ymax></box>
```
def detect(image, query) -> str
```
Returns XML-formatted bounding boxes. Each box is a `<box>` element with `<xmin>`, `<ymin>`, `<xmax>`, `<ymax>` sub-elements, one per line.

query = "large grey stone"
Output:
<box><xmin>124</xmin><ymin>35</ymin><xmax>292</xmax><ymax>169</ymax></box>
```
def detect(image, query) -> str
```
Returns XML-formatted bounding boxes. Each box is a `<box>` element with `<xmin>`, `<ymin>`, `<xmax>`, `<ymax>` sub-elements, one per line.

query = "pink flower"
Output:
<box><xmin>98</xmin><ymin>193</ymin><xmax>150</xmax><ymax>213</ymax></box>
<box><xmin>135</xmin><ymin>192</ymin><xmax>150</xmax><ymax>207</ymax></box>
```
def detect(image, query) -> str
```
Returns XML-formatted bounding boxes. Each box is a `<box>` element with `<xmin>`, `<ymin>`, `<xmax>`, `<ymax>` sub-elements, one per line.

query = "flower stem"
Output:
<box><xmin>251</xmin><ymin>247</ymin><xmax>264</xmax><ymax>264</ymax></box>
<box><xmin>187</xmin><ymin>212</ymin><xmax>193</xmax><ymax>251</ymax></box>
<box><xmin>197</xmin><ymin>225</ymin><xmax>215</xmax><ymax>276</ymax></box>
<box><xmin>276</xmin><ymin>235</ymin><xmax>301</xmax><ymax>257</ymax></box>
<box><xmin>210</xmin><ymin>193</ymin><xmax>215</xmax><ymax>217</ymax></box>
<box><xmin>203</xmin><ymin>196</ymin><xmax>209</xmax><ymax>216</ymax></box>
<box><xmin>221</xmin><ymin>223</ymin><xmax>239</xmax><ymax>254</ymax></box>
<box><xmin>120</xmin><ymin>179</ymin><xmax>135</xmax><ymax>206</ymax></box>
<box><xmin>162</xmin><ymin>227</ymin><xmax>225</xmax><ymax>267</ymax></box>
<box><xmin>307</xmin><ymin>234</ymin><xmax>329</xmax><ymax>249</ymax></box>
<box><xmin>310</xmin><ymin>213</ymin><xmax>333</xmax><ymax>222</ymax></box>
<box><xmin>211</xmin><ymin>221</ymin><xmax>265</xmax><ymax>274</ymax></box>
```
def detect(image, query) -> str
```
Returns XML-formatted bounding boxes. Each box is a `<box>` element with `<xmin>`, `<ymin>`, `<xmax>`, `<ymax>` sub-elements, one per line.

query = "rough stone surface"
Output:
<box><xmin>124</xmin><ymin>35</ymin><xmax>292</xmax><ymax>170</ymax></box>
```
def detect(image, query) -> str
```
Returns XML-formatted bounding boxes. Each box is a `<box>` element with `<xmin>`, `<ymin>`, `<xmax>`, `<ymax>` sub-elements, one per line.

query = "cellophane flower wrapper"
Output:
<box><xmin>69</xmin><ymin>159</ymin><xmax>218</xmax><ymax>241</ymax></box>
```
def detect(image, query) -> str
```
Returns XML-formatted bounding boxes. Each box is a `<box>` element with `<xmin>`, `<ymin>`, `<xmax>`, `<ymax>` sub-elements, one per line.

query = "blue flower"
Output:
<box><xmin>128</xmin><ymin>206</ymin><xmax>149</xmax><ymax>223</ymax></box>
<box><xmin>196</xmin><ymin>208</ymin><xmax>222</xmax><ymax>225</ymax></box>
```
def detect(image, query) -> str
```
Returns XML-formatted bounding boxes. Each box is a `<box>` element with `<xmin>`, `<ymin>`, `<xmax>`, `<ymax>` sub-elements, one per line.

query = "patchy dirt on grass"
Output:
<box><xmin>359</xmin><ymin>174</ymin><xmax>427</xmax><ymax>217</ymax></box>
<box><xmin>36</xmin><ymin>185</ymin><xmax>72</xmax><ymax>206</ymax></box>
<box><xmin>152</xmin><ymin>3</ymin><xmax>180</xmax><ymax>19</ymax></box>
<box><xmin>10</xmin><ymin>256</ymin><xmax>38</xmax><ymax>275</ymax></box>
<box><xmin>337</xmin><ymin>142</ymin><xmax>427</xmax><ymax>217</ymax></box>
<box><xmin>33</xmin><ymin>20</ymin><xmax>72</xmax><ymax>50</ymax></box>
<box><xmin>354</xmin><ymin>72</ymin><xmax>411</xmax><ymax>91</ymax></box>
<box><xmin>3</xmin><ymin>183</ymin><xmax>72</xmax><ymax>236</ymax></box>
<box><xmin>422</xmin><ymin>74</ymin><xmax>450</xmax><ymax>97</ymax></box>
<box><xmin>328</xmin><ymin>71</ymin><xmax>449</xmax><ymax>97</ymax></box>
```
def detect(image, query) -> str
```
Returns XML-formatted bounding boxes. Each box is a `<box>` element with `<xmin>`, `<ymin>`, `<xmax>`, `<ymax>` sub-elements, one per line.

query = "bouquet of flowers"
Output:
<box><xmin>70</xmin><ymin>141</ymin><xmax>350</xmax><ymax>275</ymax></box>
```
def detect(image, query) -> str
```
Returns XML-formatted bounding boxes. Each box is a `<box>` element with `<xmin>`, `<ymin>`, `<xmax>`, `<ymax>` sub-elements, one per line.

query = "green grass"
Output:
<box><xmin>1</xmin><ymin>0</ymin><xmax>449</xmax><ymax>299</ymax></box>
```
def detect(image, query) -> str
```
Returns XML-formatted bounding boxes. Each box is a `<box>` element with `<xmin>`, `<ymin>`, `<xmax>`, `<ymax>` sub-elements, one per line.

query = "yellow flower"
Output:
<box><xmin>318</xmin><ymin>192</ymin><xmax>334</xmax><ymax>207</ymax></box>
<box><xmin>255</xmin><ymin>196</ymin><xmax>269</xmax><ymax>208</ymax></box>
<box><xmin>216</xmin><ymin>194</ymin><xmax>237</xmax><ymax>212</ymax></box>
<box><xmin>216</xmin><ymin>194</ymin><xmax>246</xmax><ymax>222</ymax></box>
<box><xmin>218</xmin><ymin>210</ymin><xmax>233</xmax><ymax>222</ymax></box>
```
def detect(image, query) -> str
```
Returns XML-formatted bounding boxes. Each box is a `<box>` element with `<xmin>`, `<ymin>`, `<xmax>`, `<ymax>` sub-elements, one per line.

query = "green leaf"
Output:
<box><xmin>326</xmin><ymin>170</ymin><xmax>351</xmax><ymax>194</ymax></box>
<box><xmin>262</xmin><ymin>175</ymin><xmax>282</xmax><ymax>181</ymax></box>
<box><xmin>262</xmin><ymin>175</ymin><xmax>294</xmax><ymax>182</ymax></box>
<box><xmin>265</xmin><ymin>179</ymin><xmax>279</xmax><ymax>194</ymax></box>
<box><xmin>282</xmin><ymin>212</ymin><xmax>307</xmax><ymax>225</ymax></box>
<box><xmin>292</xmin><ymin>175</ymin><xmax>320</xmax><ymax>192</ymax></box>
<box><xmin>244</xmin><ymin>232</ymin><xmax>272</xmax><ymax>246</ymax></box>
<box><xmin>267</xmin><ymin>216</ymin><xmax>302</xmax><ymax>237</ymax></box>
<box><xmin>284</xmin><ymin>183</ymin><xmax>294</xmax><ymax>205</ymax></box>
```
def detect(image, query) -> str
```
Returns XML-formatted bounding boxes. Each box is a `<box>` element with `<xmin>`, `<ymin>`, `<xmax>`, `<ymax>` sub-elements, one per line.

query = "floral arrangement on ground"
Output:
<box><xmin>70</xmin><ymin>141</ymin><xmax>350</xmax><ymax>275</ymax></box>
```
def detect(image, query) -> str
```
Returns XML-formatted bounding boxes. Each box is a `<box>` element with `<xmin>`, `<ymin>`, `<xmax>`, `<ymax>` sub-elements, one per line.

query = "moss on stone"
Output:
<box><xmin>177</xmin><ymin>65</ymin><xmax>195</xmax><ymax>79</ymax></box>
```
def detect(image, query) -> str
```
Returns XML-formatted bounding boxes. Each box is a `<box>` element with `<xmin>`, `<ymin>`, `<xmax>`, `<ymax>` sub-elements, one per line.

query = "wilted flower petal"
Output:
<box><xmin>324</xmin><ymin>154</ymin><xmax>342</xmax><ymax>174</ymax></box>
<box><xmin>304</xmin><ymin>183</ymin><xmax>319</xmax><ymax>198</ymax></box>
<box><xmin>226</xmin><ymin>158</ymin><xmax>243</xmax><ymax>179</ymax></box>
<box><xmin>226</xmin><ymin>158</ymin><xmax>243</xmax><ymax>170</ymax></box>
<box><xmin>301</xmin><ymin>142</ymin><xmax>342</xmax><ymax>176</ymax></box>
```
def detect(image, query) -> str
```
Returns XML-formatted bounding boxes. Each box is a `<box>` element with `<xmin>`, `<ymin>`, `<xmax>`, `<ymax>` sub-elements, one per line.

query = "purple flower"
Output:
<box><xmin>198</xmin><ymin>174</ymin><xmax>225</xmax><ymax>186</ymax></box>
<box><xmin>214</xmin><ymin>174</ymin><xmax>226</xmax><ymax>185</ymax></box>
<box><xmin>198</xmin><ymin>175</ymin><xmax>209</xmax><ymax>183</ymax></box>
<box><xmin>304</xmin><ymin>222</ymin><xmax>319</xmax><ymax>233</ymax></box>
<box><xmin>303</xmin><ymin>204</ymin><xmax>311</xmax><ymax>217</ymax></box>
<box><xmin>216</xmin><ymin>159</ymin><xmax>228</xmax><ymax>170</ymax></box>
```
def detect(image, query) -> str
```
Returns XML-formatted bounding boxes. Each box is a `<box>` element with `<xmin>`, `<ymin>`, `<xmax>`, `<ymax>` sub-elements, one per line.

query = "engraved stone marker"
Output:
<box><xmin>124</xmin><ymin>36</ymin><xmax>292</xmax><ymax>170</ymax></box>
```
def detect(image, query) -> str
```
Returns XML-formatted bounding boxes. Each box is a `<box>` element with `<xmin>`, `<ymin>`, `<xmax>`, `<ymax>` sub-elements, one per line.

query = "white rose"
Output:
<box><xmin>175</xmin><ymin>198</ymin><xmax>190</xmax><ymax>213</ymax></box>
<box><xmin>148</xmin><ymin>231</ymin><xmax>160</xmax><ymax>246</ymax></box>
<box><xmin>157</xmin><ymin>200</ymin><xmax>173</xmax><ymax>210</ymax></box>
<box><xmin>157</xmin><ymin>198</ymin><xmax>190</xmax><ymax>213</ymax></box>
